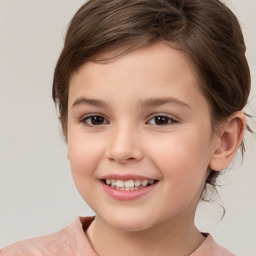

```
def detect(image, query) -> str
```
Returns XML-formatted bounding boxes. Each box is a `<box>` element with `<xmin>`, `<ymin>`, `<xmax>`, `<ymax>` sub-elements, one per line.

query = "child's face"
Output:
<box><xmin>67</xmin><ymin>42</ymin><xmax>219</xmax><ymax>232</ymax></box>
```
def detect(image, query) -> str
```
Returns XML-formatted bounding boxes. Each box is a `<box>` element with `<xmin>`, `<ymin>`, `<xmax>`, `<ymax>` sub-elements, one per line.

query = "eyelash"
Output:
<box><xmin>80</xmin><ymin>114</ymin><xmax>178</xmax><ymax>127</ymax></box>
<box><xmin>81</xmin><ymin>114</ymin><xmax>109</xmax><ymax>126</ymax></box>
<box><xmin>147</xmin><ymin>115</ymin><xmax>178</xmax><ymax>126</ymax></box>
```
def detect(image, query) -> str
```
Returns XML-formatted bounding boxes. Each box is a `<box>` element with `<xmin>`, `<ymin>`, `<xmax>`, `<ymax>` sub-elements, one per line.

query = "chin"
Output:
<box><xmin>110</xmin><ymin>221</ymin><xmax>151</xmax><ymax>233</ymax></box>
<box><xmin>98</xmin><ymin>211</ymin><xmax>158</xmax><ymax>233</ymax></box>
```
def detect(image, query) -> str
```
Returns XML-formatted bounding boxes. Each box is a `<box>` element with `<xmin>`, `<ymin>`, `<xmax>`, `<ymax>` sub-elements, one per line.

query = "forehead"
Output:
<box><xmin>70</xmin><ymin>42</ymin><xmax>197</xmax><ymax>91</ymax></box>
<box><xmin>68</xmin><ymin>42</ymin><xmax>208</xmax><ymax>112</ymax></box>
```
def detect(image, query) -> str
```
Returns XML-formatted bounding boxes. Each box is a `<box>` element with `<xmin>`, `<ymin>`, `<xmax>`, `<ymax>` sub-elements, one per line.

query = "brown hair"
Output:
<box><xmin>52</xmin><ymin>0</ymin><xmax>251</xmax><ymax>190</ymax></box>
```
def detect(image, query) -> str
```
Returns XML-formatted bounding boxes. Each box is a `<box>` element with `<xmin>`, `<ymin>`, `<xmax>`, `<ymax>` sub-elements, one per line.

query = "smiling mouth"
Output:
<box><xmin>102</xmin><ymin>179</ymin><xmax>158</xmax><ymax>191</ymax></box>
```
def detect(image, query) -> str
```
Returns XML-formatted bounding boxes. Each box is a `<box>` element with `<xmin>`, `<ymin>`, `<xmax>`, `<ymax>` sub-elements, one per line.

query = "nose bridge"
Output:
<box><xmin>106</xmin><ymin>122</ymin><xmax>143</xmax><ymax>163</ymax></box>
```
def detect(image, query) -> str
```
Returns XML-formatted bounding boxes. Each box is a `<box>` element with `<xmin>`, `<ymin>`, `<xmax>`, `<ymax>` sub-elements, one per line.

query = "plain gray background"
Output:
<box><xmin>0</xmin><ymin>0</ymin><xmax>255</xmax><ymax>255</ymax></box>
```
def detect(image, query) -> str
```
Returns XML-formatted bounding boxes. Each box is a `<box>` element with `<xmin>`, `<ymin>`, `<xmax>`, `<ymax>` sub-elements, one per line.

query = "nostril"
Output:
<box><xmin>105</xmin><ymin>137</ymin><xmax>144</xmax><ymax>163</ymax></box>
<box><xmin>127</xmin><ymin>157</ymin><xmax>136</xmax><ymax>161</ymax></box>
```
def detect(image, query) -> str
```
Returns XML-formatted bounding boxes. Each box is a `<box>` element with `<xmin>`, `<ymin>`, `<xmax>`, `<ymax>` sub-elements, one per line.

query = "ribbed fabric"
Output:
<box><xmin>1</xmin><ymin>216</ymin><xmax>234</xmax><ymax>256</ymax></box>
<box><xmin>190</xmin><ymin>234</ymin><xmax>235</xmax><ymax>256</ymax></box>
<box><xmin>1</xmin><ymin>217</ymin><xmax>98</xmax><ymax>256</ymax></box>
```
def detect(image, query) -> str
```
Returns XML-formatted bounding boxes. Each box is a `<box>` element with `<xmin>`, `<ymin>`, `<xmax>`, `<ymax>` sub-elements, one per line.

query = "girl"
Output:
<box><xmin>1</xmin><ymin>0</ymin><xmax>253</xmax><ymax>255</ymax></box>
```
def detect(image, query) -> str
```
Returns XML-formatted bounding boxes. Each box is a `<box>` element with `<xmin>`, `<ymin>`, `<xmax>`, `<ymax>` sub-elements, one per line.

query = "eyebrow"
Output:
<box><xmin>72</xmin><ymin>97</ymin><xmax>108</xmax><ymax>108</ymax></box>
<box><xmin>72</xmin><ymin>97</ymin><xmax>191</xmax><ymax>109</ymax></box>
<box><xmin>140</xmin><ymin>97</ymin><xmax>191</xmax><ymax>109</ymax></box>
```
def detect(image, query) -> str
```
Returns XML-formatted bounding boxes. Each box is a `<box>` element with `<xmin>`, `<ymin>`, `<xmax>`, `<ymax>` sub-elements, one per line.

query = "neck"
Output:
<box><xmin>86</xmin><ymin>214</ymin><xmax>205</xmax><ymax>256</ymax></box>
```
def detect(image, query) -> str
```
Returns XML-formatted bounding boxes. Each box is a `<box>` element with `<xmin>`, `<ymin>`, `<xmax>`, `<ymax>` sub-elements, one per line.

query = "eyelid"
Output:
<box><xmin>79</xmin><ymin>113</ymin><xmax>179</xmax><ymax>126</ymax></box>
<box><xmin>146</xmin><ymin>113</ymin><xmax>179</xmax><ymax>125</ymax></box>
<box><xmin>80</xmin><ymin>113</ymin><xmax>109</xmax><ymax>126</ymax></box>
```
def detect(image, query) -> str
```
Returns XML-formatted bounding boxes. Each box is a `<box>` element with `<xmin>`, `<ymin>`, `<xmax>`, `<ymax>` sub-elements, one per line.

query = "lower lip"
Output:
<box><xmin>101</xmin><ymin>181</ymin><xmax>158</xmax><ymax>201</ymax></box>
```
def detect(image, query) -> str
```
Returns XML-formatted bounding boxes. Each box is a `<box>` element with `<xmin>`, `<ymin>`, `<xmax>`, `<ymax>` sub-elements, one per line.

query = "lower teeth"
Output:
<box><xmin>109</xmin><ymin>184</ymin><xmax>151</xmax><ymax>190</ymax></box>
<box><xmin>104</xmin><ymin>180</ymin><xmax>156</xmax><ymax>190</ymax></box>
<box><xmin>116</xmin><ymin>187</ymin><xmax>139</xmax><ymax>190</ymax></box>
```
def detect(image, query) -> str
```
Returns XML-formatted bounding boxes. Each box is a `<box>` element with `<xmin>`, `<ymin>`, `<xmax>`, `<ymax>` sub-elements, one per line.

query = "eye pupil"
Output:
<box><xmin>155</xmin><ymin>116</ymin><xmax>169</xmax><ymax>125</ymax></box>
<box><xmin>91</xmin><ymin>116</ymin><xmax>104</xmax><ymax>125</ymax></box>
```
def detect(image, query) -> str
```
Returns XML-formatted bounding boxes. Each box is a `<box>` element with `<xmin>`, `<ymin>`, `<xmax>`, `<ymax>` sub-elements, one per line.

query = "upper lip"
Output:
<box><xmin>100</xmin><ymin>174</ymin><xmax>158</xmax><ymax>181</ymax></box>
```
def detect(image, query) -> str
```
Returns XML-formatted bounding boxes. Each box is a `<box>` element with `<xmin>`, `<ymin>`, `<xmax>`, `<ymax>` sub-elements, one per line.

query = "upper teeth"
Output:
<box><xmin>106</xmin><ymin>179</ymin><xmax>155</xmax><ymax>189</ymax></box>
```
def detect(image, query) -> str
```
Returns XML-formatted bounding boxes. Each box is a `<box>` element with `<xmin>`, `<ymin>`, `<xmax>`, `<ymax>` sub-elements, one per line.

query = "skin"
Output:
<box><xmin>66</xmin><ymin>42</ymin><xmax>244</xmax><ymax>256</ymax></box>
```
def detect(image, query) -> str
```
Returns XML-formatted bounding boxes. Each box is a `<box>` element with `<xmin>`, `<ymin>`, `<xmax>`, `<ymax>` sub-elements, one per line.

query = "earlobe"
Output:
<box><xmin>209</xmin><ymin>111</ymin><xmax>245</xmax><ymax>171</ymax></box>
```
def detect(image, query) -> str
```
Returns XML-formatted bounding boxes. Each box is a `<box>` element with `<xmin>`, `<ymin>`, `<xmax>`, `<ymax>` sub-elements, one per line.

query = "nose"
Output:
<box><xmin>105</xmin><ymin>125</ymin><xmax>144</xmax><ymax>163</ymax></box>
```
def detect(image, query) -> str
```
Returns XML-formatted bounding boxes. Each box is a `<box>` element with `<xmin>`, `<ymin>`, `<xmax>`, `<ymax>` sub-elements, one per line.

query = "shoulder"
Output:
<box><xmin>0</xmin><ymin>216</ymin><xmax>96</xmax><ymax>256</ymax></box>
<box><xmin>1</xmin><ymin>229</ymin><xmax>69</xmax><ymax>256</ymax></box>
<box><xmin>0</xmin><ymin>225</ymin><xmax>72</xmax><ymax>256</ymax></box>
<box><xmin>191</xmin><ymin>234</ymin><xmax>235</xmax><ymax>256</ymax></box>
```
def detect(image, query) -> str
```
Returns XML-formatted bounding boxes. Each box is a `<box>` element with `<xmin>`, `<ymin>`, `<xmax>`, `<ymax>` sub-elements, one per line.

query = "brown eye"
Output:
<box><xmin>148</xmin><ymin>115</ymin><xmax>177</xmax><ymax>126</ymax></box>
<box><xmin>83</xmin><ymin>115</ymin><xmax>108</xmax><ymax>126</ymax></box>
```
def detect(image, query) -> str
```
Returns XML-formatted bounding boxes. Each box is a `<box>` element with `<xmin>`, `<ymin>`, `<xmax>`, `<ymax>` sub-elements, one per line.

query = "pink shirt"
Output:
<box><xmin>1</xmin><ymin>217</ymin><xmax>235</xmax><ymax>256</ymax></box>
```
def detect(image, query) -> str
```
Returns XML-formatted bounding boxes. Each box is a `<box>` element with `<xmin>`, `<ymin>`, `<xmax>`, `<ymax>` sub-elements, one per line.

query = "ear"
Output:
<box><xmin>209</xmin><ymin>111</ymin><xmax>246</xmax><ymax>171</ymax></box>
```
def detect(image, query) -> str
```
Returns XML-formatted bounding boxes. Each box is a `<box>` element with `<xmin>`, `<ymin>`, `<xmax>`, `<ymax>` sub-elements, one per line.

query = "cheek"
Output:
<box><xmin>67</xmin><ymin>134</ymin><xmax>105</xmax><ymax>206</ymax></box>
<box><xmin>150</xmin><ymin>129</ymin><xmax>212</xmax><ymax>167</ymax></box>
<box><xmin>148</xmin><ymin>130</ymin><xmax>212</xmax><ymax>192</ymax></box>
<box><xmin>67</xmin><ymin>132</ymin><xmax>104</xmax><ymax>178</ymax></box>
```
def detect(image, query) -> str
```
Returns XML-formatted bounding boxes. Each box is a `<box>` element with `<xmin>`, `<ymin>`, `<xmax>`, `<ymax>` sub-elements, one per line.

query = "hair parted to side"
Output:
<box><xmin>52</xmin><ymin>0</ymin><xmax>251</xmax><ymax>193</ymax></box>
